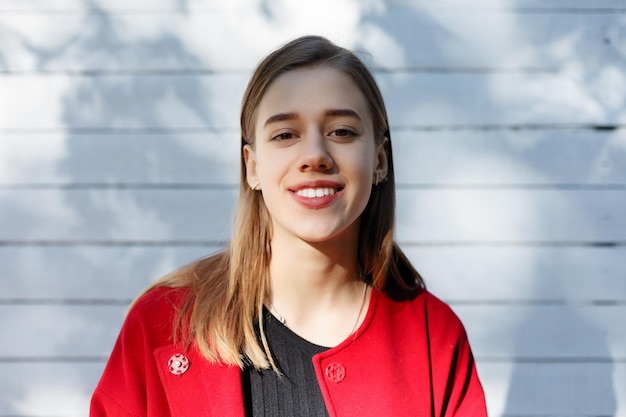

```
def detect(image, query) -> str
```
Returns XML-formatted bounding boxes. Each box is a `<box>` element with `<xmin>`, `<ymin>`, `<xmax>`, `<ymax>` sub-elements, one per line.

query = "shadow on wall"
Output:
<box><xmin>361</xmin><ymin>3</ymin><xmax>622</xmax><ymax>417</ymax></box>
<box><xmin>502</xmin><ymin>270</ymin><xmax>616</xmax><ymax>416</ymax></box>
<box><xmin>1</xmin><ymin>0</ymin><xmax>623</xmax><ymax>415</ymax></box>
<box><xmin>1</xmin><ymin>1</ymin><xmax>233</xmax><ymax>415</ymax></box>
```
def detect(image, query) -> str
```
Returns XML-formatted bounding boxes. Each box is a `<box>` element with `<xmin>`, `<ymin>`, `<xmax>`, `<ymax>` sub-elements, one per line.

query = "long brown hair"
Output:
<box><xmin>149</xmin><ymin>35</ymin><xmax>425</xmax><ymax>370</ymax></box>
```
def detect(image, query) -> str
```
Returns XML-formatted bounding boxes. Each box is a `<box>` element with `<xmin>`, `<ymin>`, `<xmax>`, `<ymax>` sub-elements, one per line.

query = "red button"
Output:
<box><xmin>168</xmin><ymin>353</ymin><xmax>190</xmax><ymax>376</ymax></box>
<box><xmin>325</xmin><ymin>362</ymin><xmax>346</xmax><ymax>383</ymax></box>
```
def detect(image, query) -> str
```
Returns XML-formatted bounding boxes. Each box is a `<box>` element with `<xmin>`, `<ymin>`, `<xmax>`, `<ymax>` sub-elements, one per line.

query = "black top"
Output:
<box><xmin>243</xmin><ymin>308</ymin><xmax>330</xmax><ymax>417</ymax></box>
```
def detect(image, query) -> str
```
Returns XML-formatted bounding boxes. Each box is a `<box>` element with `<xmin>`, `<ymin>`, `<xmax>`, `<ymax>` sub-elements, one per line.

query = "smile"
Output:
<box><xmin>294</xmin><ymin>188</ymin><xmax>338</xmax><ymax>198</ymax></box>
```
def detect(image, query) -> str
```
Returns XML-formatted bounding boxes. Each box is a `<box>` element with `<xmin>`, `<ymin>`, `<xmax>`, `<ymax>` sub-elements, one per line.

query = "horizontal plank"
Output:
<box><xmin>457</xmin><ymin>304</ymin><xmax>626</xmax><ymax>361</ymax></box>
<box><xmin>0</xmin><ymin>189</ymin><xmax>623</xmax><ymax>241</ymax></box>
<box><xmin>0</xmin><ymin>362</ymin><xmax>99</xmax><ymax>417</ymax></box>
<box><xmin>0</xmin><ymin>0</ymin><xmax>625</xmax><ymax>12</ymax></box>
<box><xmin>0</xmin><ymin>246</ymin><xmax>219</xmax><ymax>299</ymax></box>
<box><xmin>0</xmin><ymin>343</ymin><xmax>624</xmax><ymax>416</ymax></box>
<box><xmin>0</xmin><ymin>362</ymin><xmax>623</xmax><ymax>417</ymax></box>
<box><xmin>0</xmin><ymin>188</ymin><xmax>238</xmax><ymax>241</ymax></box>
<box><xmin>0</xmin><ymin>6</ymin><xmax>623</xmax><ymax>71</ymax></box>
<box><xmin>0</xmin><ymin>305</ymin><xmax>123</xmax><ymax>357</ymax></box>
<box><xmin>1</xmin><ymin>304</ymin><xmax>624</xmax><ymax>359</ymax></box>
<box><xmin>0</xmin><ymin>361</ymin><xmax>622</xmax><ymax>417</ymax></box>
<box><xmin>395</xmin><ymin>188</ymin><xmax>626</xmax><ymax>242</ymax></box>
<box><xmin>405</xmin><ymin>246</ymin><xmax>626</xmax><ymax>303</ymax></box>
<box><xmin>479</xmin><ymin>362</ymin><xmax>625</xmax><ymax>417</ymax></box>
<box><xmin>1</xmin><ymin>246</ymin><xmax>625</xmax><ymax>301</ymax></box>
<box><xmin>0</xmin><ymin>72</ymin><xmax>621</xmax><ymax>130</ymax></box>
<box><xmin>1</xmin><ymin>130</ymin><xmax>624</xmax><ymax>186</ymax></box>
<box><xmin>394</xmin><ymin>129</ymin><xmax>626</xmax><ymax>186</ymax></box>
<box><xmin>0</xmin><ymin>131</ymin><xmax>241</xmax><ymax>186</ymax></box>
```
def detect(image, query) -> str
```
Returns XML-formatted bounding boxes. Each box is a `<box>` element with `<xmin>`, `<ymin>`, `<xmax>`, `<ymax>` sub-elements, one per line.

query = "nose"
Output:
<box><xmin>298</xmin><ymin>131</ymin><xmax>333</xmax><ymax>172</ymax></box>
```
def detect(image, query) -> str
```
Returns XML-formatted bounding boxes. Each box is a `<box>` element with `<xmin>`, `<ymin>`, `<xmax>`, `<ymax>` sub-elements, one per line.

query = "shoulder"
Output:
<box><xmin>379</xmin><ymin>289</ymin><xmax>468</xmax><ymax>340</ymax></box>
<box><xmin>419</xmin><ymin>291</ymin><xmax>465</xmax><ymax>328</ymax></box>
<box><xmin>373</xmin><ymin>290</ymin><xmax>487</xmax><ymax>414</ymax></box>
<box><xmin>91</xmin><ymin>286</ymin><xmax>192</xmax><ymax>415</ymax></box>
<box><xmin>123</xmin><ymin>286</ymin><xmax>191</xmax><ymax>346</ymax></box>
<box><xmin>130</xmin><ymin>286</ymin><xmax>189</xmax><ymax>317</ymax></box>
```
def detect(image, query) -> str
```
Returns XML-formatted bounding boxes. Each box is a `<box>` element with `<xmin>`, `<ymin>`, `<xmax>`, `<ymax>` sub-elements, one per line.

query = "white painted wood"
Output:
<box><xmin>0</xmin><ymin>362</ymin><xmax>100</xmax><ymax>417</ymax></box>
<box><xmin>395</xmin><ymin>188</ymin><xmax>626</xmax><ymax>243</ymax></box>
<box><xmin>1</xmin><ymin>72</ymin><xmax>621</xmax><ymax>129</ymax></box>
<box><xmin>0</xmin><ymin>0</ymin><xmax>624</xmax><ymax>11</ymax></box>
<box><xmin>0</xmin><ymin>357</ymin><xmax>624</xmax><ymax>416</ymax></box>
<box><xmin>0</xmin><ymin>6</ymin><xmax>623</xmax><ymax>71</ymax></box>
<box><xmin>0</xmin><ymin>188</ymin><xmax>238</xmax><ymax>241</ymax></box>
<box><xmin>0</xmin><ymin>189</ymin><xmax>623</xmax><ymax>241</ymax></box>
<box><xmin>405</xmin><ymin>246</ymin><xmax>626</xmax><ymax>303</ymax></box>
<box><xmin>499</xmin><ymin>362</ymin><xmax>620</xmax><ymax>416</ymax></box>
<box><xmin>0</xmin><ymin>305</ymin><xmax>123</xmax><ymax>357</ymax></box>
<box><xmin>0</xmin><ymin>71</ymin><xmax>619</xmax><ymax>129</ymax></box>
<box><xmin>0</xmin><ymin>246</ymin><xmax>220</xmax><ymax>298</ymax></box>
<box><xmin>1</xmin><ymin>304</ymin><xmax>624</xmax><ymax>358</ymax></box>
<box><xmin>2</xmin><ymin>130</ymin><xmax>624</xmax><ymax>185</ymax></box>
<box><xmin>0</xmin><ymin>131</ymin><xmax>241</xmax><ymax>186</ymax></box>
<box><xmin>393</xmin><ymin>130</ymin><xmax>626</xmax><ymax>186</ymax></box>
<box><xmin>457</xmin><ymin>305</ymin><xmax>626</xmax><ymax>360</ymax></box>
<box><xmin>479</xmin><ymin>362</ymin><xmax>625</xmax><ymax>417</ymax></box>
<box><xmin>2</xmin><ymin>246</ymin><xmax>625</xmax><ymax>302</ymax></box>
<box><xmin>1</xmin><ymin>0</ymin><xmax>624</xmax><ymax>415</ymax></box>
<box><xmin>1</xmin><ymin>302</ymin><xmax>625</xmax><ymax>415</ymax></box>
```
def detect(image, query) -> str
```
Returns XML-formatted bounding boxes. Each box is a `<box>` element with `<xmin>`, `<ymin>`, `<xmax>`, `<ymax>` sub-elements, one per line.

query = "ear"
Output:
<box><xmin>243</xmin><ymin>144</ymin><xmax>261</xmax><ymax>190</ymax></box>
<box><xmin>373</xmin><ymin>137</ymin><xmax>389</xmax><ymax>184</ymax></box>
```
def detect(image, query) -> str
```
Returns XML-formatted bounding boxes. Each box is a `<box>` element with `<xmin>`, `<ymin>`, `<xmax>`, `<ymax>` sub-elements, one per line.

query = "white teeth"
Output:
<box><xmin>295</xmin><ymin>188</ymin><xmax>337</xmax><ymax>198</ymax></box>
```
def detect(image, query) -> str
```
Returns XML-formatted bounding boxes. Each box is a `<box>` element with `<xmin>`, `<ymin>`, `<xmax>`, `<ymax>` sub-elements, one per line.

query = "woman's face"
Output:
<box><xmin>244</xmin><ymin>66</ymin><xmax>387</xmax><ymax>246</ymax></box>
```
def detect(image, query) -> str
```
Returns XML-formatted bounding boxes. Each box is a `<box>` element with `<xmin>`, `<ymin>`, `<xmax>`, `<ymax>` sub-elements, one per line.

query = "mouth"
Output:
<box><xmin>294</xmin><ymin>187</ymin><xmax>341</xmax><ymax>198</ymax></box>
<box><xmin>289</xmin><ymin>181</ymin><xmax>345</xmax><ymax>201</ymax></box>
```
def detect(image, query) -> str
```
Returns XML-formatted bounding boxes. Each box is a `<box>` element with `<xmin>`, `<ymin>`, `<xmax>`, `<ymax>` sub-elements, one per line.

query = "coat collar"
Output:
<box><xmin>155</xmin><ymin>344</ymin><xmax>246</xmax><ymax>417</ymax></box>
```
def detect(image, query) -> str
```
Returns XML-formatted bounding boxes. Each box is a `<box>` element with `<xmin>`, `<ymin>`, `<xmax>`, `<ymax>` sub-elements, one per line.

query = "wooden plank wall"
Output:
<box><xmin>1</xmin><ymin>0</ymin><xmax>625</xmax><ymax>415</ymax></box>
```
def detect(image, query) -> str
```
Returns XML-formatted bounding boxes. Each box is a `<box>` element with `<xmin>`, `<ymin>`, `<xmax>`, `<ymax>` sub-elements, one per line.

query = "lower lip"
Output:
<box><xmin>291</xmin><ymin>189</ymin><xmax>342</xmax><ymax>209</ymax></box>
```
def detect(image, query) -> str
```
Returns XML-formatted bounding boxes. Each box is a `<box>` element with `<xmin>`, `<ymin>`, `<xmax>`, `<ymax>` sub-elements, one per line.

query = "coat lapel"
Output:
<box><xmin>155</xmin><ymin>344</ymin><xmax>246</xmax><ymax>417</ymax></box>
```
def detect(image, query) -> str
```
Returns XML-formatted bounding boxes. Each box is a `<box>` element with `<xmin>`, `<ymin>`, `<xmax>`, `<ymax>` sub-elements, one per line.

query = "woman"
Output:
<box><xmin>91</xmin><ymin>35</ymin><xmax>487</xmax><ymax>416</ymax></box>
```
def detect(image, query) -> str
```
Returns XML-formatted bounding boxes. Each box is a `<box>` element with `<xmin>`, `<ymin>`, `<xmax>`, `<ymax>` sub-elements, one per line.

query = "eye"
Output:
<box><xmin>271</xmin><ymin>132</ymin><xmax>297</xmax><ymax>141</ymax></box>
<box><xmin>329</xmin><ymin>128</ymin><xmax>357</xmax><ymax>138</ymax></box>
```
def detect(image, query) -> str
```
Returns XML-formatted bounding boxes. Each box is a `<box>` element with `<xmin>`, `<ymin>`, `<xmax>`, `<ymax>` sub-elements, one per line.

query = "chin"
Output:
<box><xmin>297</xmin><ymin>232</ymin><xmax>340</xmax><ymax>244</ymax></box>
<box><xmin>295</xmin><ymin>225</ymin><xmax>357</xmax><ymax>246</ymax></box>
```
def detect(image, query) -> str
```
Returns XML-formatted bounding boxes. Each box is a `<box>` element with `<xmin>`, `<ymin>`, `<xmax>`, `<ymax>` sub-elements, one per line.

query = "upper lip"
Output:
<box><xmin>288</xmin><ymin>180</ymin><xmax>344</xmax><ymax>192</ymax></box>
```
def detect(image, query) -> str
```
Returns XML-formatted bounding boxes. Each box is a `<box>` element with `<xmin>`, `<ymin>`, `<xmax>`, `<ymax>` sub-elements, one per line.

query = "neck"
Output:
<box><xmin>266</xmin><ymin>231</ymin><xmax>369</xmax><ymax>347</ymax></box>
<box><xmin>269</xmin><ymin>230</ymin><xmax>360</xmax><ymax>299</ymax></box>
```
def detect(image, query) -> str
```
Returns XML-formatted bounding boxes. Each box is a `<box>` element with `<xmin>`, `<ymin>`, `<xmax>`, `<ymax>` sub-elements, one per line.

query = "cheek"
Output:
<box><xmin>253</xmin><ymin>150</ymin><xmax>274</xmax><ymax>176</ymax></box>
<box><xmin>255</xmin><ymin>153</ymin><xmax>290</xmax><ymax>188</ymax></box>
<box><xmin>357</xmin><ymin>150</ymin><xmax>376</xmax><ymax>175</ymax></box>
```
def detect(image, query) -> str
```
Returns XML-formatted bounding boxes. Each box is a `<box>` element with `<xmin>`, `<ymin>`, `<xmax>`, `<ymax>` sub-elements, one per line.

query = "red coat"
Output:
<box><xmin>91</xmin><ymin>287</ymin><xmax>487</xmax><ymax>416</ymax></box>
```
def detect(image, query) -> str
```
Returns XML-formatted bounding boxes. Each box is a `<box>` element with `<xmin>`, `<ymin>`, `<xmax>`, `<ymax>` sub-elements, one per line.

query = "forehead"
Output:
<box><xmin>255</xmin><ymin>66</ymin><xmax>370</xmax><ymax>125</ymax></box>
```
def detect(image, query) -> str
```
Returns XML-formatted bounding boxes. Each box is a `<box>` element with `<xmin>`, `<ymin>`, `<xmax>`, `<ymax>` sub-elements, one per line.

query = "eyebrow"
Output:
<box><xmin>325</xmin><ymin>109</ymin><xmax>362</xmax><ymax>120</ymax></box>
<box><xmin>263</xmin><ymin>112</ymin><xmax>299</xmax><ymax>127</ymax></box>
<box><xmin>263</xmin><ymin>109</ymin><xmax>362</xmax><ymax>127</ymax></box>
